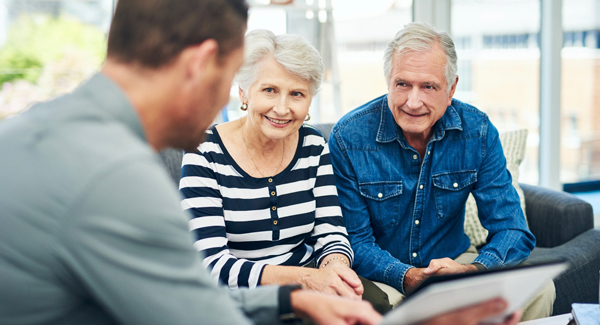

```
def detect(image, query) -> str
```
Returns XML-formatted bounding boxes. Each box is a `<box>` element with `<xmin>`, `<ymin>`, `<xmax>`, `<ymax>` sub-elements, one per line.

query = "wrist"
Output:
<box><xmin>320</xmin><ymin>256</ymin><xmax>349</xmax><ymax>269</ymax></box>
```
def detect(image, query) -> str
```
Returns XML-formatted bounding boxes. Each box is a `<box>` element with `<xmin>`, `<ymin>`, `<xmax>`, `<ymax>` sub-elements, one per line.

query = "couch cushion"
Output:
<box><xmin>464</xmin><ymin>129</ymin><xmax>529</xmax><ymax>247</ymax></box>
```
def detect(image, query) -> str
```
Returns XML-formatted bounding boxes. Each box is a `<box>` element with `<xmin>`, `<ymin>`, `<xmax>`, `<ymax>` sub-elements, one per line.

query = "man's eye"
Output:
<box><xmin>397</xmin><ymin>83</ymin><xmax>407</xmax><ymax>87</ymax></box>
<box><xmin>264</xmin><ymin>88</ymin><xmax>274</xmax><ymax>93</ymax></box>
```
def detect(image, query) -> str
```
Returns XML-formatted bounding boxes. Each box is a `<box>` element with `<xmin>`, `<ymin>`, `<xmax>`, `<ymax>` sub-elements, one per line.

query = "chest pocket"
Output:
<box><xmin>431</xmin><ymin>171</ymin><xmax>477</xmax><ymax>219</ymax></box>
<box><xmin>358</xmin><ymin>181</ymin><xmax>403</xmax><ymax>231</ymax></box>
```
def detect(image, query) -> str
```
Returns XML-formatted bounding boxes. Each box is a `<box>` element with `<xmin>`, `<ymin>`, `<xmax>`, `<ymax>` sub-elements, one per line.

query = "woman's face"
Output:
<box><xmin>241</xmin><ymin>57</ymin><xmax>312</xmax><ymax>142</ymax></box>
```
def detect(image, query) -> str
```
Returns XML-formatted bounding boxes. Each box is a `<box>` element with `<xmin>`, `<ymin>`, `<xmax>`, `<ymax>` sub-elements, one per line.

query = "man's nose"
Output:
<box><xmin>406</xmin><ymin>88</ymin><xmax>423</xmax><ymax>109</ymax></box>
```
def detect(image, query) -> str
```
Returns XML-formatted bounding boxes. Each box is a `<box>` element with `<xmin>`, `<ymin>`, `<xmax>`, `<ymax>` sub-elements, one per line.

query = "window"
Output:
<box><xmin>561</xmin><ymin>0</ymin><xmax>600</xmax><ymax>183</ymax></box>
<box><xmin>0</xmin><ymin>0</ymin><xmax>112</xmax><ymax>120</ymax></box>
<box><xmin>452</xmin><ymin>0</ymin><xmax>541</xmax><ymax>184</ymax></box>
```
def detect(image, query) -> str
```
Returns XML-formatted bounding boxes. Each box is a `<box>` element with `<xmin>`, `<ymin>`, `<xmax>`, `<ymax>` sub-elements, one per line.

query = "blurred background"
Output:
<box><xmin>0</xmin><ymin>0</ymin><xmax>598</xmax><ymax>221</ymax></box>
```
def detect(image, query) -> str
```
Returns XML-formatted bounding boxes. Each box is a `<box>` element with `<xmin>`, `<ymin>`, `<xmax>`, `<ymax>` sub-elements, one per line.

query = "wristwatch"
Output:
<box><xmin>278</xmin><ymin>284</ymin><xmax>303</xmax><ymax>323</ymax></box>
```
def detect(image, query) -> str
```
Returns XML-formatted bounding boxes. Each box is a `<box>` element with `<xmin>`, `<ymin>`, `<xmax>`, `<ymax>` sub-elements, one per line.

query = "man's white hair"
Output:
<box><xmin>383</xmin><ymin>22</ymin><xmax>457</xmax><ymax>91</ymax></box>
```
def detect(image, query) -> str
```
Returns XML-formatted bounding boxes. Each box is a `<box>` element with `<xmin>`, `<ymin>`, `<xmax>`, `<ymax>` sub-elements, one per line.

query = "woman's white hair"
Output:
<box><xmin>235</xmin><ymin>29</ymin><xmax>324</xmax><ymax>97</ymax></box>
<box><xmin>383</xmin><ymin>22</ymin><xmax>457</xmax><ymax>91</ymax></box>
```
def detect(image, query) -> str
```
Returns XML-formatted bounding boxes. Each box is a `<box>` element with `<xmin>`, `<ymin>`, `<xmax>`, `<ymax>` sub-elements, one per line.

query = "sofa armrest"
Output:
<box><xmin>521</xmin><ymin>183</ymin><xmax>594</xmax><ymax>248</ymax></box>
<box><xmin>526</xmin><ymin>228</ymin><xmax>600</xmax><ymax>314</ymax></box>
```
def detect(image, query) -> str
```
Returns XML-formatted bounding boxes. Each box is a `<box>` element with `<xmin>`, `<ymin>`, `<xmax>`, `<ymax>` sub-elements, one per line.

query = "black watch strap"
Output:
<box><xmin>278</xmin><ymin>284</ymin><xmax>303</xmax><ymax>323</ymax></box>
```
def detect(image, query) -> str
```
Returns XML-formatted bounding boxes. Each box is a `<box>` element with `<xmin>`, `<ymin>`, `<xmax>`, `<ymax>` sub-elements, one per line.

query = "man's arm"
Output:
<box><xmin>471</xmin><ymin>121</ymin><xmax>535</xmax><ymax>268</ymax></box>
<box><xmin>63</xmin><ymin>158</ymin><xmax>264</xmax><ymax>324</ymax></box>
<box><xmin>329</xmin><ymin>127</ymin><xmax>414</xmax><ymax>295</ymax></box>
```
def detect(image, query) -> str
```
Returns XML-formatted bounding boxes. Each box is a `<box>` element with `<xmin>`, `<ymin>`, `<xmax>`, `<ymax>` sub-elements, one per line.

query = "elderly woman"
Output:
<box><xmin>179</xmin><ymin>29</ymin><xmax>390</xmax><ymax>313</ymax></box>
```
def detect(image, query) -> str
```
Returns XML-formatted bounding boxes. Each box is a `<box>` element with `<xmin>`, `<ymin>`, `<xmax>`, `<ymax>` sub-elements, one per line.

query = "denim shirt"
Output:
<box><xmin>329</xmin><ymin>95</ymin><xmax>535</xmax><ymax>295</ymax></box>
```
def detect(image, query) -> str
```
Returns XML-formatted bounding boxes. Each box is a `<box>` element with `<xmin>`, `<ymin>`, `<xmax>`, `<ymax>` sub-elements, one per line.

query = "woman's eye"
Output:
<box><xmin>292</xmin><ymin>92</ymin><xmax>304</xmax><ymax>97</ymax></box>
<box><xmin>264</xmin><ymin>88</ymin><xmax>274</xmax><ymax>93</ymax></box>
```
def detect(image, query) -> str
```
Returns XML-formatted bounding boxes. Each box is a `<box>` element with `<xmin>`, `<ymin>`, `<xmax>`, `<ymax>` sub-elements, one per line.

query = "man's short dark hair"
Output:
<box><xmin>107</xmin><ymin>0</ymin><xmax>248</xmax><ymax>68</ymax></box>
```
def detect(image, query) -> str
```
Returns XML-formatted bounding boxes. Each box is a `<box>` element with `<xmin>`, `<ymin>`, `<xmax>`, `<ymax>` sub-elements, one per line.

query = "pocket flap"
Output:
<box><xmin>432</xmin><ymin>171</ymin><xmax>477</xmax><ymax>191</ymax></box>
<box><xmin>358</xmin><ymin>181</ymin><xmax>403</xmax><ymax>201</ymax></box>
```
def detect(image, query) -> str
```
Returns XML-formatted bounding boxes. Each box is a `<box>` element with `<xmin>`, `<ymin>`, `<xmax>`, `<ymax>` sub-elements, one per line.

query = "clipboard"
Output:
<box><xmin>381</xmin><ymin>260</ymin><xmax>568</xmax><ymax>325</ymax></box>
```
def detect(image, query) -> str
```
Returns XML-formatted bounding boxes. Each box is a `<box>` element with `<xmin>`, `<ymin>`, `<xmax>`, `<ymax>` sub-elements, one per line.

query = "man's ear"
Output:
<box><xmin>183</xmin><ymin>39</ymin><xmax>219</xmax><ymax>83</ymax></box>
<box><xmin>447</xmin><ymin>75</ymin><xmax>459</xmax><ymax>105</ymax></box>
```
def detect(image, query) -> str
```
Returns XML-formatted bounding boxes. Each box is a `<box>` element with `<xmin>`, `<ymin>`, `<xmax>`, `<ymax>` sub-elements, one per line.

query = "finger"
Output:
<box><xmin>424</xmin><ymin>260</ymin><xmax>442</xmax><ymax>274</ymax></box>
<box><xmin>335</xmin><ymin>268</ymin><xmax>363</xmax><ymax>290</ymax></box>
<box><xmin>333</xmin><ymin>280</ymin><xmax>362</xmax><ymax>300</ymax></box>
<box><xmin>503</xmin><ymin>310</ymin><xmax>523</xmax><ymax>325</ymax></box>
<box><xmin>463</xmin><ymin>298</ymin><xmax>507</xmax><ymax>321</ymax></box>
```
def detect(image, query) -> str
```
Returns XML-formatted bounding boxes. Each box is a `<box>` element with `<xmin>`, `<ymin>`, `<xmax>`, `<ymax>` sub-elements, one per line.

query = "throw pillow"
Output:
<box><xmin>463</xmin><ymin>129</ymin><xmax>529</xmax><ymax>247</ymax></box>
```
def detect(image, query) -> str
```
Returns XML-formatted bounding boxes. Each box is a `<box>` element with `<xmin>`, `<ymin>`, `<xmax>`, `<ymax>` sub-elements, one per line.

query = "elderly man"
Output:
<box><xmin>329</xmin><ymin>22</ymin><xmax>555</xmax><ymax>321</ymax></box>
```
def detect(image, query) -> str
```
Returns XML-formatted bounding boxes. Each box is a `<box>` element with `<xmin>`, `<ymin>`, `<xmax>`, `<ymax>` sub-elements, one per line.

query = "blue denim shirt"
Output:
<box><xmin>329</xmin><ymin>95</ymin><xmax>535</xmax><ymax>295</ymax></box>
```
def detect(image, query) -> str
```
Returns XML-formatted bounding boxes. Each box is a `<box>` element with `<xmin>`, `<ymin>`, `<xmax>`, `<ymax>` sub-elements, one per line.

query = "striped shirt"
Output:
<box><xmin>180</xmin><ymin>124</ymin><xmax>353</xmax><ymax>289</ymax></box>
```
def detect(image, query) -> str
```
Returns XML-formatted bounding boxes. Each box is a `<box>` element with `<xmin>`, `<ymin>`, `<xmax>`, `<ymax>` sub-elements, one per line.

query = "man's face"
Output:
<box><xmin>387</xmin><ymin>45</ymin><xmax>457</xmax><ymax>143</ymax></box>
<box><xmin>183</xmin><ymin>45</ymin><xmax>244</xmax><ymax>151</ymax></box>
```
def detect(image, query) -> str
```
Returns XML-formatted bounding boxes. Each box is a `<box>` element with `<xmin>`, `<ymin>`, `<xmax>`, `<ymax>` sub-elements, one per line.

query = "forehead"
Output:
<box><xmin>390</xmin><ymin>45</ymin><xmax>447</xmax><ymax>81</ymax></box>
<box><xmin>253</xmin><ymin>57</ymin><xmax>310</xmax><ymax>88</ymax></box>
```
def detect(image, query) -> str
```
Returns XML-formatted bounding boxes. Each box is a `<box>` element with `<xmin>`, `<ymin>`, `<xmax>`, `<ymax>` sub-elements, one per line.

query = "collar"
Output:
<box><xmin>376</xmin><ymin>96</ymin><xmax>463</xmax><ymax>144</ymax></box>
<box><xmin>74</xmin><ymin>73</ymin><xmax>147</xmax><ymax>144</ymax></box>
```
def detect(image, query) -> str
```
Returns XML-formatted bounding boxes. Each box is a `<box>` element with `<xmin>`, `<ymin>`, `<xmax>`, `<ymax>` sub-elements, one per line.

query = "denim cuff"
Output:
<box><xmin>384</xmin><ymin>262</ymin><xmax>413</xmax><ymax>296</ymax></box>
<box><xmin>472</xmin><ymin>251</ymin><xmax>503</xmax><ymax>269</ymax></box>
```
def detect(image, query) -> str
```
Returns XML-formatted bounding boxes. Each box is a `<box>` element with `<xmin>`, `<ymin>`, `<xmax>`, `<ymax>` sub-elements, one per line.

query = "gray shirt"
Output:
<box><xmin>0</xmin><ymin>73</ymin><xmax>282</xmax><ymax>324</ymax></box>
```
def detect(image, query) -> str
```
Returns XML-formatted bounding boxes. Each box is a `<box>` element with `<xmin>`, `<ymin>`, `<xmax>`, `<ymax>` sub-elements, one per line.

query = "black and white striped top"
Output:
<box><xmin>179</xmin><ymin>124</ymin><xmax>353</xmax><ymax>289</ymax></box>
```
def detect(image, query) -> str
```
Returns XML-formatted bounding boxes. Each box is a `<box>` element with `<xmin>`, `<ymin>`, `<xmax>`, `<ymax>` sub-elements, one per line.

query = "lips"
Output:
<box><xmin>265</xmin><ymin>116</ymin><xmax>291</xmax><ymax>125</ymax></box>
<box><xmin>402</xmin><ymin>110</ymin><xmax>428</xmax><ymax>117</ymax></box>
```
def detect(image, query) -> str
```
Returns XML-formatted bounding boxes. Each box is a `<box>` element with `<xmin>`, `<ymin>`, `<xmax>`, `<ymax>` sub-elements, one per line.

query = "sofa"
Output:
<box><xmin>159</xmin><ymin>122</ymin><xmax>600</xmax><ymax>315</ymax></box>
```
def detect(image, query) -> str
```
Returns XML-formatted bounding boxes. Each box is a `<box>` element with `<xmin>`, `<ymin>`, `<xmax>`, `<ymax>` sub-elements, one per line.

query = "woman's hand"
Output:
<box><xmin>299</xmin><ymin>265</ymin><xmax>364</xmax><ymax>299</ymax></box>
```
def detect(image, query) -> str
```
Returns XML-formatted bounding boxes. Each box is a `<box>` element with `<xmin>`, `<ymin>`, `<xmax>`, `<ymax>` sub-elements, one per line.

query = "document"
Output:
<box><xmin>381</xmin><ymin>260</ymin><xmax>568</xmax><ymax>325</ymax></box>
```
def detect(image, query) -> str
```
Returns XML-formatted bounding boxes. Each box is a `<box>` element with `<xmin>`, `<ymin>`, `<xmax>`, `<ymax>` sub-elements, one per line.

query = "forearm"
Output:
<box><xmin>260</xmin><ymin>264</ymin><xmax>316</xmax><ymax>287</ymax></box>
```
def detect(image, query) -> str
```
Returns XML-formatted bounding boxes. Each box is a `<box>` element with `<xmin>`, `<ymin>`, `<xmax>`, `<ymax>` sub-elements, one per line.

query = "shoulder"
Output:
<box><xmin>446</xmin><ymin>98</ymin><xmax>495</xmax><ymax>140</ymax></box>
<box><xmin>333</xmin><ymin>94</ymin><xmax>387</xmax><ymax>135</ymax></box>
<box><xmin>451</xmin><ymin>99</ymin><xmax>490</xmax><ymax>126</ymax></box>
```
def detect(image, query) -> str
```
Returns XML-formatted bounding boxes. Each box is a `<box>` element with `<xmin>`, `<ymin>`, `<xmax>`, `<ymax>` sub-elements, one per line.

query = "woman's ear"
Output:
<box><xmin>238</xmin><ymin>86</ymin><xmax>247</xmax><ymax>103</ymax></box>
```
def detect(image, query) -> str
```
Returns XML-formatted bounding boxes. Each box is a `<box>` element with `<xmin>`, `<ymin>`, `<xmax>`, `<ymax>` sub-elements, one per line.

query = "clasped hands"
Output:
<box><xmin>300</xmin><ymin>254</ymin><xmax>363</xmax><ymax>300</ymax></box>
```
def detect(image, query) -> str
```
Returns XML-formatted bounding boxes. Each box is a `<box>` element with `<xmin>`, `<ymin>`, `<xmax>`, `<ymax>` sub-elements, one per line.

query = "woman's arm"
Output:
<box><xmin>180</xmin><ymin>150</ymin><xmax>266</xmax><ymax>289</ymax></box>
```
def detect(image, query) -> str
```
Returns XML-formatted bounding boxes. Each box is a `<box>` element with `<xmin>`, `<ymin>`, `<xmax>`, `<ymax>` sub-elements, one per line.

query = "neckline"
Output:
<box><xmin>210</xmin><ymin>124</ymin><xmax>305</xmax><ymax>182</ymax></box>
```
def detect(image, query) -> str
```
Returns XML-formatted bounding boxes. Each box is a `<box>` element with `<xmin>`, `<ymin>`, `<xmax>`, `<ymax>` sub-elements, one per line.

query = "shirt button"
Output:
<box><xmin>378</xmin><ymin>193</ymin><xmax>383</xmax><ymax>198</ymax></box>
<box><xmin>419</xmin><ymin>184</ymin><xmax>423</xmax><ymax>189</ymax></box>
<box><xmin>415</xmin><ymin>220</ymin><xmax>420</xmax><ymax>225</ymax></box>
<box><xmin>273</xmin><ymin>220</ymin><xmax>278</xmax><ymax>225</ymax></box>
<box><xmin>271</xmin><ymin>191</ymin><xmax>276</xmax><ymax>196</ymax></box>
<box><xmin>272</xmin><ymin>206</ymin><xmax>277</xmax><ymax>211</ymax></box>
<box><xmin>427</xmin><ymin>151</ymin><xmax>431</xmax><ymax>155</ymax></box>
<box><xmin>412</xmin><ymin>252</ymin><xmax>417</xmax><ymax>258</ymax></box>
<box><xmin>453</xmin><ymin>182</ymin><xmax>458</xmax><ymax>188</ymax></box>
<box><xmin>413</xmin><ymin>154</ymin><xmax>418</xmax><ymax>160</ymax></box>
<box><xmin>268</xmin><ymin>178</ymin><xmax>273</xmax><ymax>183</ymax></box>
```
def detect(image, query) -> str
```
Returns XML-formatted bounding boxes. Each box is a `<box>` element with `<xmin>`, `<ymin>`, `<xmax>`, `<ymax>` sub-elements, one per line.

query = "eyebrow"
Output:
<box><xmin>259</xmin><ymin>83</ymin><xmax>309</xmax><ymax>93</ymax></box>
<box><xmin>393</xmin><ymin>78</ymin><xmax>441</xmax><ymax>89</ymax></box>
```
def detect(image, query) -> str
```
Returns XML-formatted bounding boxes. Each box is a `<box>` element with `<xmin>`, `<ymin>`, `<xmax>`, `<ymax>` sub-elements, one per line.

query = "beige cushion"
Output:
<box><xmin>463</xmin><ymin>129</ymin><xmax>529</xmax><ymax>247</ymax></box>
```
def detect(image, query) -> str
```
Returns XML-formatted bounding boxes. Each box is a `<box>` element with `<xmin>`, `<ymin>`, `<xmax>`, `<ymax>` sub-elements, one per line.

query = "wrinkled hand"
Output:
<box><xmin>291</xmin><ymin>289</ymin><xmax>382</xmax><ymax>325</ymax></box>
<box><xmin>423</xmin><ymin>258</ymin><xmax>478</xmax><ymax>276</ymax></box>
<box><xmin>300</xmin><ymin>265</ymin><xmax>364</xmax><ymax>299</ymax></box>
<box><xmin>421</xmin><ymin>298</ymin><xmax>523</xmax><ymax>325</ymax></box>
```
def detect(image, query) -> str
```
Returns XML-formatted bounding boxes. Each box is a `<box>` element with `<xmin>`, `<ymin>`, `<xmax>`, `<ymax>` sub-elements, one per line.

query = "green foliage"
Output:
<box><xmin>0</xmin><ymin>14</ymin><xmax>107</xmax><ymax>85</ymax></box>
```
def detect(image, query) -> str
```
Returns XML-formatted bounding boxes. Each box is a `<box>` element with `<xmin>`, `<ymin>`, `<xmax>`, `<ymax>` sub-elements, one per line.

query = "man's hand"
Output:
<box><xmin>291</xmin><ymin>289</ymin><xmax>382</xmax><ymax>325</ymax></box>
<box><xmin>423</xmin><ymin>258</ymin><xmax>478</xmax><ymax>276</ymax></box>
<box><xmin>421</xmin><ymin>298</ymin><xmax>523</xmax><ymax>325</ymax></box>
<box><xmin>404</xmin><ymin>259</ymin><xmax>478</xmax><ymax>294</ymax></box>
<box><xmin>300</xmin><ymin>265</ymin><xmax>364</xmax><ymax>299</ymax></box>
